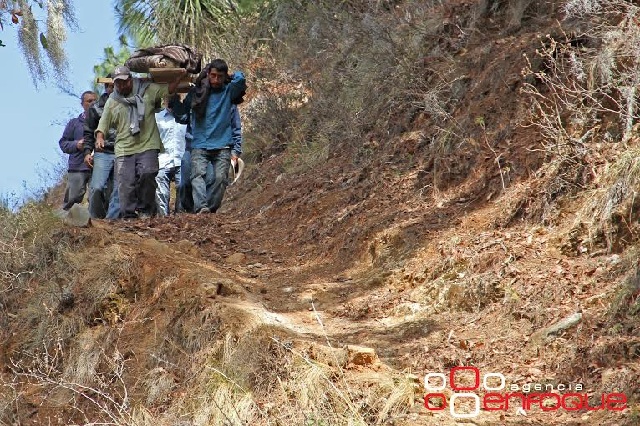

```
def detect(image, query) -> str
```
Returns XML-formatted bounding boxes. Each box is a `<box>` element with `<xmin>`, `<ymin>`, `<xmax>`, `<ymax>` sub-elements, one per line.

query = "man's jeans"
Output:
<box><xmin>62</xmin><ymin>171</ymin><xmax>91</xmax><ymax>210</ymax></box>
<box><xmin>88</xmin><ymin>151</ymin><xmax>120</xmax><ymax>219</ymax></box>
<box><xmin>155</xmin><ymin>165</ymin><xmax>181</xmax><ymax>216</ymax></box>
<box><xmin>115</xmin><ymin>149</ymin><xmax>159</xmax><ymax>218</ymax></box>
<box><xmin>178</xmin><ymin>150</ymin><xmax>213</xmax><ymax>213</ymax></box>
<box><xmin>191</xmin><ymin>148</ymin><xmax>230</xmax><ymax>213</ymax></box>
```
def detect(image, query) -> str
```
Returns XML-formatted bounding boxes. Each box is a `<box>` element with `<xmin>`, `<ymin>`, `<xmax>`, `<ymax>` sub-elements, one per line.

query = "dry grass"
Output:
<box><xmin>609</xmin><ymin>264</ymin><xmax>640</xmax><ymax>323</ymax></box>
<box><xmin>234</xmin><ymin>0</ymin><xmax>476</xmax><ymax>177</ymax></box>
<box><xmin>511</xmin><ymin>2</ymin><xmax>640</xmax><ymax>247</ymax></box>
<box><xmin>1</xmin><ymin>219</ymin><xmax>423</xmax><ymax>425</ymax></box>
<box><xmin>0</xmin><ymin>203</ymin><xmax>63</xmax><ymax>289</ymax></box>
<box><xmin>141</xmin><ymin>367</ymin><xmax>177</xmax><ymax>406</ymax></box>
<box><xmin>155</xmin><ymin>323</ymin><xmax>420</xmax><ymax>426</ymax></box>
<box><xmin>572</xmin><ymin>146</ymin><xmax>640</xmax><ymax>250</ymax></box>
<box><xmin>0</xmin><ymin>383</ymin><xmax>17</xmax><ymax>424</ymax></box>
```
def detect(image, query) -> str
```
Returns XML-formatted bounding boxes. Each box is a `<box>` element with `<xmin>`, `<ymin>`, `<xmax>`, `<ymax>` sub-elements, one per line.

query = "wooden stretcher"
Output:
<box><xmin>97</xmin><ymin>67</ymin><xmax>195</xmax><ymax>93</ymax></box>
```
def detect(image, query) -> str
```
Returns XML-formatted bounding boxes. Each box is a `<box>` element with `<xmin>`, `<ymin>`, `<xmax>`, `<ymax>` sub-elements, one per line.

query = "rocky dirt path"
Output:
<box><xmin>103</xmin><ymin>190</ymin><xmax>637</xmax><ymax>425</ymax></box>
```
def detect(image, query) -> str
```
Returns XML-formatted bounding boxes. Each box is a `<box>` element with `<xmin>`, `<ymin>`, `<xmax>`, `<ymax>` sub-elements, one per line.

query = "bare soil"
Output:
<box><xmin>3</xmin><ymin>1</ymin><xmax>640</xmax><ymax>425</ymax></box>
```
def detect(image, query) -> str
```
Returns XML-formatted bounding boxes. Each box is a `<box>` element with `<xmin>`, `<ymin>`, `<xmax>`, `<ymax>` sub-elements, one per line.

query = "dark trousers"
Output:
<box><xmin>115</xmin><ymin>150</ymin><xmax>159</xmax><ymax>218</ymax></box>
<box><xmin>62</xmin><ymin>171</ymin><xmax>91</xmax><ymax>210</ymax></box>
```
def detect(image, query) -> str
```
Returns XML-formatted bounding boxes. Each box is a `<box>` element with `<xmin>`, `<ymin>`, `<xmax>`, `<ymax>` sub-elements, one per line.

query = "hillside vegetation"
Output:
<box><xmin>2</xmin><ymin>0</ymin><xmax>640</xmax><ymax>425</ymax></box>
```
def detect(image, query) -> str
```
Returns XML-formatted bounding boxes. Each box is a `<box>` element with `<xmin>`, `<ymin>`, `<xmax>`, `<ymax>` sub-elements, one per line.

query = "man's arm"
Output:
<box><xmin>95</xmin><ymin>99</ymin><xmax>114</xmax><ymax>149</ymax></box>
<box><xmin>83</xmin><ymin>107</ymin><xmax>101</xmax><ymax>167</ymax></box>
<box><xmin>167</xmin><ymin>69</ymin><xmax>187</xmax><ymax>94</ymax></box>
<box><xmin>83</xmin><ymin>107</ymin><xmax>99</xmax><ymax>154</ymax></box>
<box><xmin>58</xmin><ymin>120</ymin><xmax>80</xmax><ymax>154</ymax></box>
<box><xmin>172</xmin><ymin>90</ymin><xmax>192</xmax><ymax>124</ymax></box>
<box><xmin>227</xmin><ymin>71</ymin><xmax>247</xmax><ymax>104</ymax></box>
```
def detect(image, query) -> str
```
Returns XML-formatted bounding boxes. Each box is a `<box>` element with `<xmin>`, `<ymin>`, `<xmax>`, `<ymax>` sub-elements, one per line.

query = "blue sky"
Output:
<box><xmin>0</xmin><ymin>1</ymin><xmax>121</xmax><ymax>204</ymax></box>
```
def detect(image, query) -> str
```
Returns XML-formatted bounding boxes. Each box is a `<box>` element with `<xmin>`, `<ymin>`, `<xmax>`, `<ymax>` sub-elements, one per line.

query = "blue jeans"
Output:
<box><xmin>178</xmin><ymin>150</ymin><xmax>213</xmax><ymax>213</ymax></box>
<box><xmin>89</xmin><ymin>152</ymin><xmax>120</xmax><ymax>219</ymax></box>
<box><xmin>155</xmin><ymin>165</ymin><xmax>181</xmax><ymax>216</ymax></box>
<box><xmin>191</xmin><ymin>148</ymin><xmax>230</xmax><ymax>213</ymax></box>
<box><xmin>106</xmin><ymin>186</ymin><xmax>120</xmax><ymax>219</ymax></box>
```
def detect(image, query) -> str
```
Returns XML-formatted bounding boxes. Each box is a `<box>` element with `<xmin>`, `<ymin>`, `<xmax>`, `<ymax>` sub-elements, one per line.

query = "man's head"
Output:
<box><xmin>207</xmin><ymin>59</ymin><xmax>229</xmax><ymax>89</ymax></box>
<box><xmin>104</xmin><ymin>72</ymin><xmax>115</xmax><ymax>95</ymax></box>
<box><xmin>81</xmin><ymin>91</ymin><xmax>98</xmax><ymax>113</ymax></box>
<box><xmin>113</xmin><ymin>65</ymin><xmax>133</xmax><ymax>96</ymax></box>
<box><xmin>165</xmin><ymin>93</ymin><xmax>180</xmax><ymax>112</ymax></box>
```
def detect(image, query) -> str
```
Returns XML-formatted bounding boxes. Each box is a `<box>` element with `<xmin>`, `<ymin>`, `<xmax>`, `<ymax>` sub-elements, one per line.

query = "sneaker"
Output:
<box><xmin>197</xmin><ymin>207</ymin><xmax>211</xmax><ymax>214</ymax></box>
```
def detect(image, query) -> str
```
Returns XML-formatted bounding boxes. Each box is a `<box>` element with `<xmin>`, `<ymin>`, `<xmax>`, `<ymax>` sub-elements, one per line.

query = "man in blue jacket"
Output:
<box><xmin>59</xmin><ymin>90</ymin><xmax>97</xmax><ymax>210</ymax></box>
<box><xmin>182</xmin><ymin>59</ymin><xmax>246</xmax><ymax>214</ymax></box>
<box><xmin>176</xmin><ymin>103</ymin><xmax>243</xmax><ymax>213</ymax></box>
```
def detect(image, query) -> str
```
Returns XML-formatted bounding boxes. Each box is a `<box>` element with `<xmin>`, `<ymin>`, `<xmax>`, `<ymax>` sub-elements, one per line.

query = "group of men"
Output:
<box><xmin>58</xmin><ymin>59</ymin><xmax>246</xmax><ymax>219</ymax></box>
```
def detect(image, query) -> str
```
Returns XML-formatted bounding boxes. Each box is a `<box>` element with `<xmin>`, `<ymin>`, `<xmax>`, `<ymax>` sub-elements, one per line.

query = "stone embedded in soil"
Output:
<box><xmin>533</xmin><ymin>312</ymin><xmax>583</xmax><ymax>344</ymax></box>
<box><xmin>226</xmin><ymin>252</ymin><xmax>246</xmax><ymax>265</ymax></box>
<box><xmin>308</xmin><ymin>344</ymin><xmax>348</xmax><ymax>367</ymax></box>
<box><xmin>63</xmin><ymin>204</ymin><xmax>91</xmax><ymax>227</ymax></box>
<box><xmin>174</xmin><ymin>239</ymin><xmax>200</xmax><ymax>256</ymax></box>
<box><xmin>346</xmin><ymin>345</ymin><xmax>378</xmax><ymax>366</ymax></box>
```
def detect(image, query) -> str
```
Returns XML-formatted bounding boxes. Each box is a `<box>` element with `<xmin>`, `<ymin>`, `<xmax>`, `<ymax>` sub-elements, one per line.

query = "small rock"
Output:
<box><xmin>63</xmin><ymin>204</ymin><xmax>91</xmax><ymax>227</ymax></box>
<box><xmin>608</xmin><ymin>255</ymin><xmax>621</xmax><ymax>265</ymax></box>
<box><xmin>175</xmin><ymin>239</ymin><xmax>199</xmax><ymax>256</ymax></box>
<box><xmin>308</xmin><ymin>344</ymin><xmax>348</xmax><ymax>367</ymax></box>
<box><xmin>226</xmin><ymin>252</ymin><xmax>246</xmax><ymax>265</ymax></box>
<box><xmin>346</xmin><ymin>345</ymin><xmax>378</xmax><ymax>366</ymax></box>
<box><xmin>533</xmin><ymin>312</ymin><xmax>582</xmax><ymax>344</ymax></box>
<box><xmin>141</xmin><ymin>238</ymin><xmax>173</xmax><ymax>255</ymax></box>
<box><xmin>57</xmin><ymin>290</ymin><xmax>75</xmax><ymax>312</ymax></box>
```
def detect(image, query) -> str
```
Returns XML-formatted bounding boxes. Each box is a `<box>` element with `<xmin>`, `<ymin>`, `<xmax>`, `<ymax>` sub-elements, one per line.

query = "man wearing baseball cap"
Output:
<box><xmin>95</xmin><ymin>65</ymin><xmax>184</xmax><ymax>219</ymax></box>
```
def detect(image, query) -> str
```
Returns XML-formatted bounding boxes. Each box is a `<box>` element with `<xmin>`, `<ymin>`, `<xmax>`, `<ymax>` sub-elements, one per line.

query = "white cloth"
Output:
<box><xmin>155</xmin><ymin>109</ymin><xmax>186</xmax><ymax>169</ymax></box>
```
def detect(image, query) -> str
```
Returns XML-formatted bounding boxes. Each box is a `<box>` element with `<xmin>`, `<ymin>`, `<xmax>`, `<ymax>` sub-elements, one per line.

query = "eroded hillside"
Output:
<box><xmin>2</xmin><ymin>1</ymin><xmax>640</xmax><ymax>425</ymax></box>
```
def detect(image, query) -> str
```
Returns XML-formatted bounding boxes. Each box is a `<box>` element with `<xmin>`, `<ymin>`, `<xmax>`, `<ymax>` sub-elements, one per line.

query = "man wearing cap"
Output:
<box><xmin>83</xmin><ymin>77</ymin><xmax>120</xmax><ymax>219</ymax></box>
<box><xmin>95</xmin><ymin>65</ymin><xmax>184</xmax><ymax>219</ymax></box>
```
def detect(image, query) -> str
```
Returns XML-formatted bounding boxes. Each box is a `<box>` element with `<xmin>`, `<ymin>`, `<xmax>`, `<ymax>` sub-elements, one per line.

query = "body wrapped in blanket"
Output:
<box><xmin>125</xmin><ymin>44</ymin><xmax>202</xmax><ymax>74</ymax></box>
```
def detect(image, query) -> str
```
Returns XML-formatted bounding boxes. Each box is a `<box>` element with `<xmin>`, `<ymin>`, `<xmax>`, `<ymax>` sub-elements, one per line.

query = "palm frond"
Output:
<box><xmin>114</xmin><ymin>0</ymin><xmax>238</xmax><ymax>55</ymax></box>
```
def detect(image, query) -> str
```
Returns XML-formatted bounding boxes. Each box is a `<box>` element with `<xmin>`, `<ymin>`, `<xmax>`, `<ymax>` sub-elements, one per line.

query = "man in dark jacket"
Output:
<box><xmin>83</xmin><ymin>79</ymin><xmax>120</xmax><ymax>219</ymax></box>
<box><xmin>59</xmin><ymin>90</ymin><xmax>97</xmax><ymax>210</ymax></box>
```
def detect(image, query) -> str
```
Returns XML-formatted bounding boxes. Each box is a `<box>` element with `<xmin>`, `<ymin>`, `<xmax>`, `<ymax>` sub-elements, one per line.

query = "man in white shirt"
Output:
<box><xmin>155</xmin><ymin>94</ymin><xmax>186</xmax><ymax>216</ymax></box>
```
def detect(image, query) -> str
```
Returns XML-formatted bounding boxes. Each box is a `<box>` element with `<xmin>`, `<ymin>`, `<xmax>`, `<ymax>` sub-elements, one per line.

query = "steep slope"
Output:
<box><xmin>2</xmin><ymin>0</ymin><xmax>640</xmax><ymax>425</ymax></box>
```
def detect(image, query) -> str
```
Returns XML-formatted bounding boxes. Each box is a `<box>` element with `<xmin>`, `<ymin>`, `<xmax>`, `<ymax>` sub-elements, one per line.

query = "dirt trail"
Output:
<box><xmin>101</xmin><ymin>178</ymin><xmax>636</xmax><ymax>425</ymax></box>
